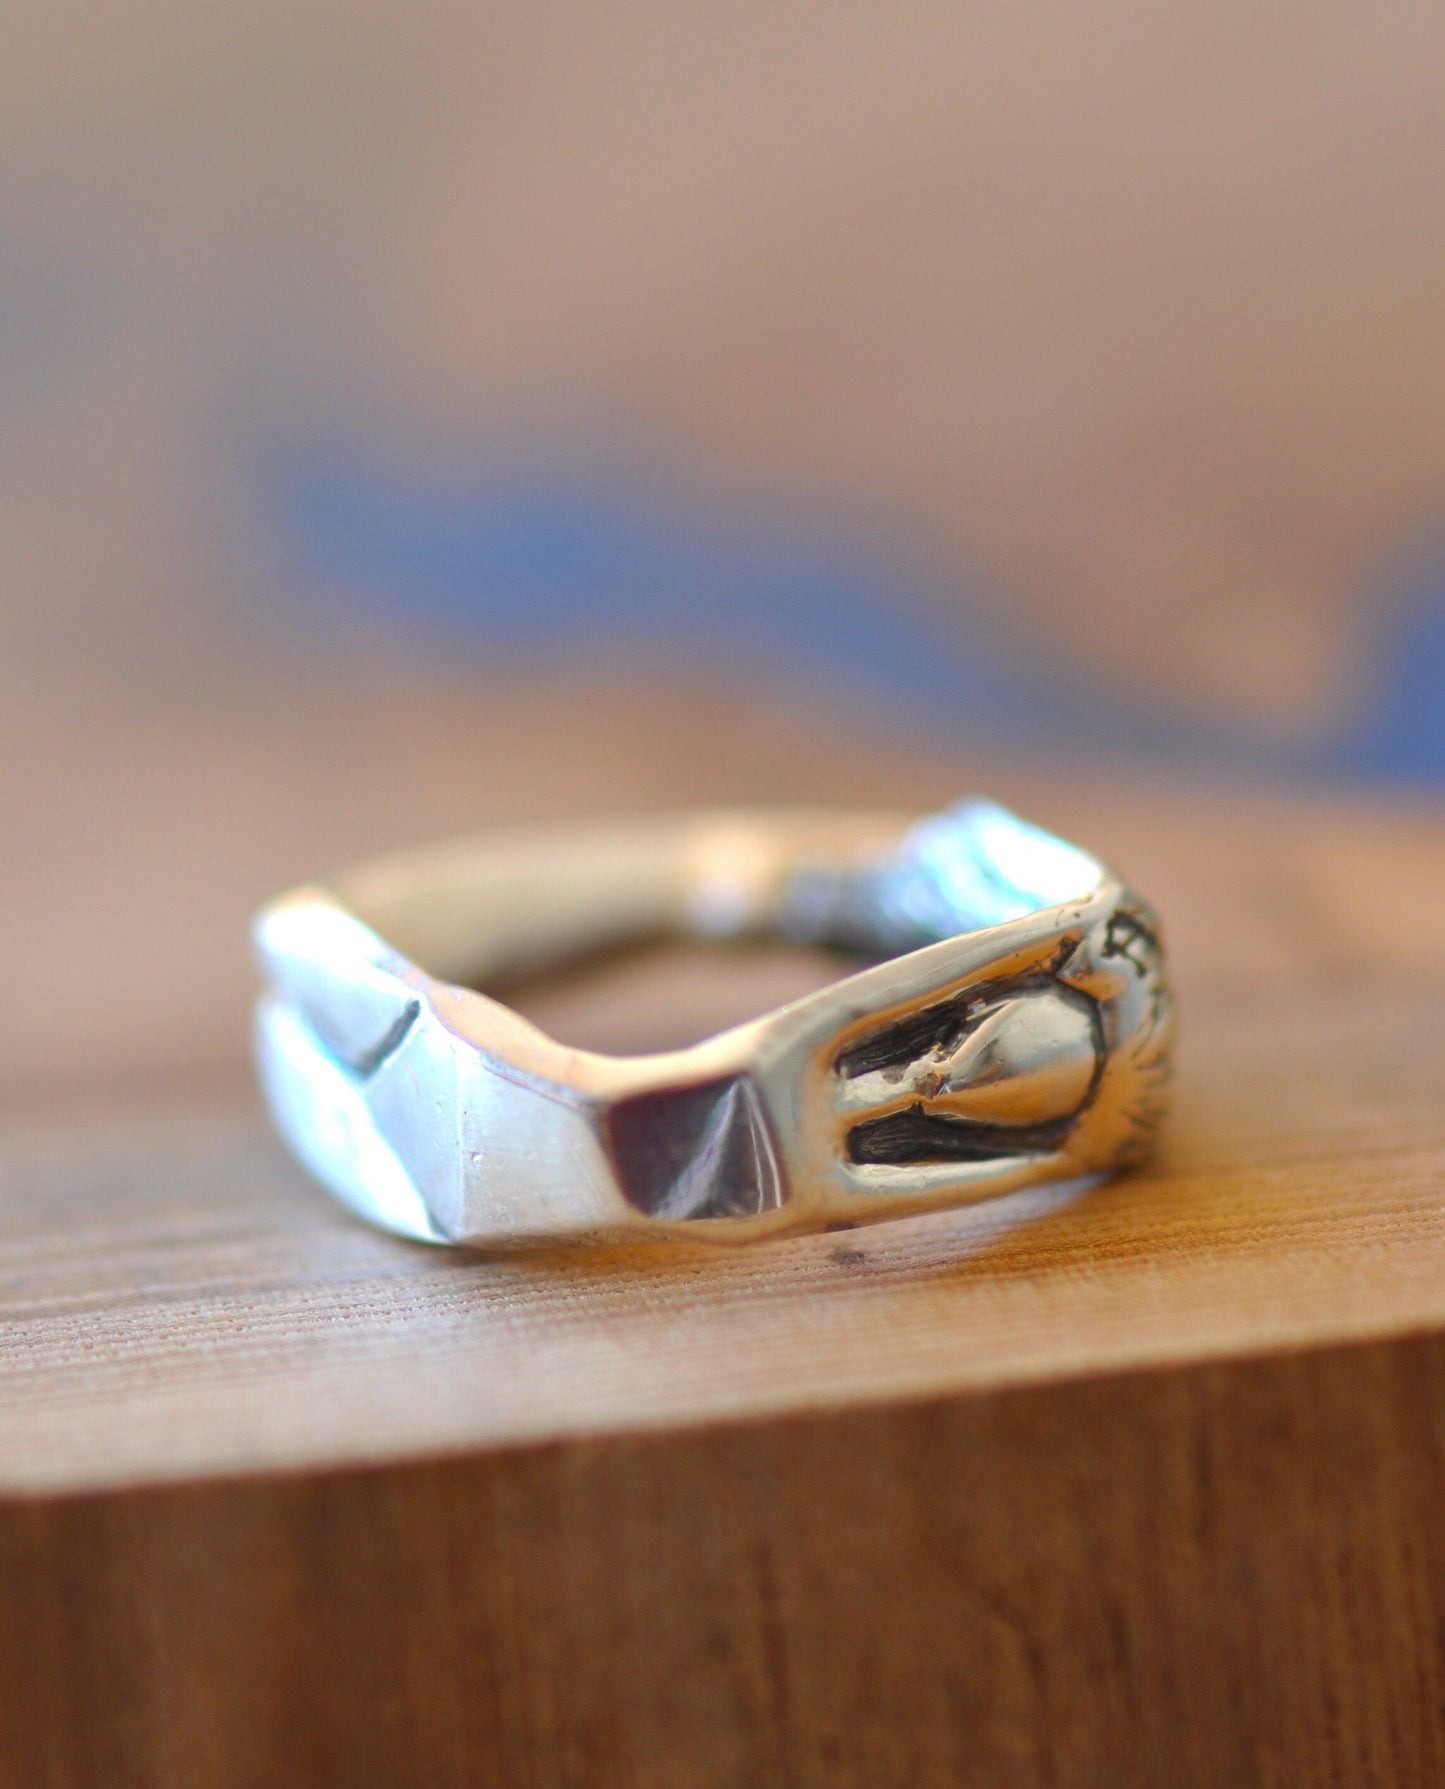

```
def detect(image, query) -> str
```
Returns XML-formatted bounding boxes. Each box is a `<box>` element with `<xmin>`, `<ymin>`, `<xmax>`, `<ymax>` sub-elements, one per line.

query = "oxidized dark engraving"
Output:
<box><xmin>1102</xmin><ymin>907</ymin><xmax>1162</xmax><ymax>980</ymax></box>
<box><xmin>1104</xmin><ymin>899</ymin><xmax>1175</xmax><ymax>1158</ymax></box>
<box><xmin>837</xmin><ymin>972</ymin><xmax>1106</xmax><ymax>1168</ymax></box>
<box><xmin>847</xmin><ymin>1107</ymin><xmax>1080</xmax><ymax>1167</ymax></box>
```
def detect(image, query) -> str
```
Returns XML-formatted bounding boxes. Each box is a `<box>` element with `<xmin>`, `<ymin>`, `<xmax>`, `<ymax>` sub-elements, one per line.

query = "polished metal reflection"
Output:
<box><xmin>253</xmin><ymin>800</ymin><xmax>1174</xmax><ymax>1246</ymax></box>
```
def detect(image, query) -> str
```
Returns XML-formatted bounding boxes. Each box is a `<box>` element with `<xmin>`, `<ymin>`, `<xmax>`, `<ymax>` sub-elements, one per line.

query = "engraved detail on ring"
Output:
<box><xmin>836</xmin><ymin>978</ymin><xmax>1104</xmax><ymax>1167</ymax></box>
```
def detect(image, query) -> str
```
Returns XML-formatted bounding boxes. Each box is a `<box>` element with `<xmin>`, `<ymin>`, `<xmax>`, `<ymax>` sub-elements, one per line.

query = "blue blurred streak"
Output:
<box><xmin>278</xmin><ymin>459</ymin><xmax>1057</xmax><ymax>732</ymax></box>
<box><xmin>273</xmin><ymin>454</ymin><xmax>1445</xmax><ymax>784</ymax></box>
<box><xmin>1345</xmin><ymin>550</ymin><xmax>1445</xmax><ymax>785</ymax></box>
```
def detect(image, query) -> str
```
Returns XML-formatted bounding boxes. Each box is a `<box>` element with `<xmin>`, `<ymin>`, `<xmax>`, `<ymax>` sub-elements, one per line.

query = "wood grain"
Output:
<box><xmin>3</xmin><ymin>1338</ymin><xmax>1444</xmax><ymax>1786</ymax></box>
<box><xmin>0</xmin><ymin>741</ymin><xmax>1443</xmax><ymax>1783</ymax></box>
<box><xmin>2</xmin><ymin>980</ymin><xmax>1445</xmax><ymax>1497</ymax></box>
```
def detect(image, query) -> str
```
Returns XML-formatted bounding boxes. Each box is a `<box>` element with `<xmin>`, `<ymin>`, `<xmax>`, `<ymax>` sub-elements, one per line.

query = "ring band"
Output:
<box><xmin>253</xmin><ymin>800</ymin><xmax>1174</xmax><ymax>1246</ymax></box>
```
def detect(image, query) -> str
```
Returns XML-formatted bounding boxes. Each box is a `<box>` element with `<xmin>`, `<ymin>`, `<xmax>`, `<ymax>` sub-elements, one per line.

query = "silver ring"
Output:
<box><xmin>252</xmin><ymin>800</ymin><xmax>1174</xmax><ymax>1246</ymax></box>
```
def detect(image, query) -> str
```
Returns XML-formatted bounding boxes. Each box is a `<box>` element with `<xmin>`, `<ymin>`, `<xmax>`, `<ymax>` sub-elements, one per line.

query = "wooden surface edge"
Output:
<box><xmin>2</xmin><ymin>1280</ymin><xmax>1445</xmax><ymax>1512</ymax></box>
<box><xmin>3</xmin><ymin>1322</ymin><xmax>1442</xmax><ymax>1788</ymax></box>
<box><xmin>4</xmin><ymin>1062</ymin><xmax>1445</xmax><ymax>1499</ymax></box>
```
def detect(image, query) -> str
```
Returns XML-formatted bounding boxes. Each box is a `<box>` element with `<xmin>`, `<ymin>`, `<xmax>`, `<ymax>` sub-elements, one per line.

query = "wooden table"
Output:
<box><xmin>1</xmin><ymin>690</ymin><xmax>1442</xmax><ymax>1786</ymax></box>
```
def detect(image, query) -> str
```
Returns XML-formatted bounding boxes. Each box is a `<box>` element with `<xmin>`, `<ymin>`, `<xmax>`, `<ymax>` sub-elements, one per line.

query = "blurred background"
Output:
<box><xmin>3</xmin><ymin>5</ymin><xmax>1443</xmax><ymax>1101</ymax></box>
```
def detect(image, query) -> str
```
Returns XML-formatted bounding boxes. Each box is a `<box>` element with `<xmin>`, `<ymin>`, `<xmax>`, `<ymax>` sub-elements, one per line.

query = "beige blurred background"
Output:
<box><xmin>2</xmin><ymin>4</ymin><xmax>1443</xmax><ymax>1098</ymax></box>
